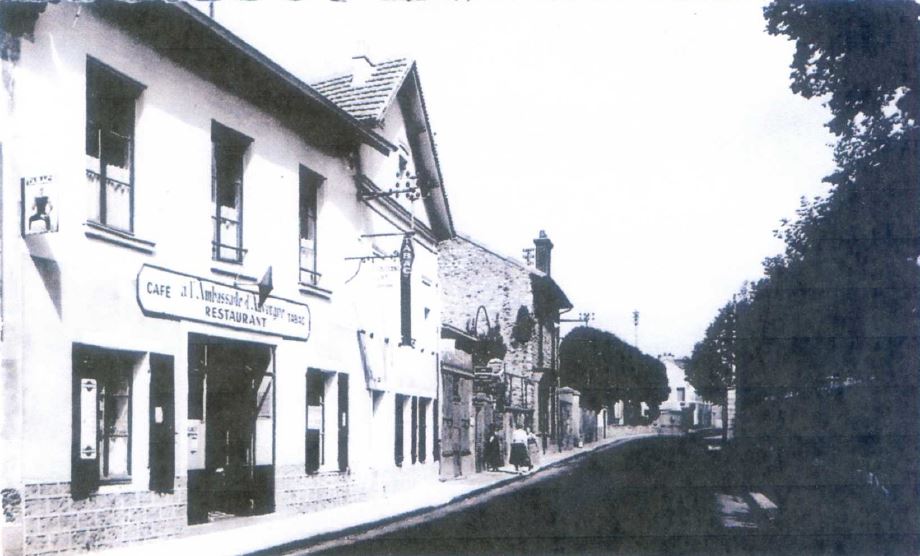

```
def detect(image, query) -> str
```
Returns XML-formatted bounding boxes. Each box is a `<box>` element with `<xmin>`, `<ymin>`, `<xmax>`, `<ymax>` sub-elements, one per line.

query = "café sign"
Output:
<box><xmin>137</xmin><ymin>264</ymin><xmax>310</xmax><ymax>340</ymax></box>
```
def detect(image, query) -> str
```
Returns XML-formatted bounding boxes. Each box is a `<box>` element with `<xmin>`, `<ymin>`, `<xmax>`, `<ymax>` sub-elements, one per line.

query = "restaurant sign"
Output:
<box><xmin>137</xmin><ymin>264</ymin><xmax>310</xmax><ymax>340</ymax></box>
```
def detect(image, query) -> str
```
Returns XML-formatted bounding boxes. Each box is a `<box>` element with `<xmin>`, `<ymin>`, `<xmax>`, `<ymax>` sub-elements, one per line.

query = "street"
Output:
<box><xmin>286</xmin><ymin>435</ymin><xmax>914</xmax><ymax>556</ymax></box>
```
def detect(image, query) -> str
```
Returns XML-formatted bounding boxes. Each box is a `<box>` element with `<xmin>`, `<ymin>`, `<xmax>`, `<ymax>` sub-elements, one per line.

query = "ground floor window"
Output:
<box><xmin>306</xmin><ymin>369</ymin><xmax>326</xmax><ymax>474</ymax></box>
<box><xmin>72</xmin><ymin>345</ymin><xmax>141</xmax><ymax>495</ymax></box>
<box><xmin>396</xmin><ymin>394</ymin><xmax>430</xmax><ymax>467</ymax></box>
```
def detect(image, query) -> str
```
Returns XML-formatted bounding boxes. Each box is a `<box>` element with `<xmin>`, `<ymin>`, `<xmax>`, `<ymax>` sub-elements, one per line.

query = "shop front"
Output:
<box><xmin>137</xmin><ymin>264</ymin><xmax>311</xmax><ymax>525</ymax></box>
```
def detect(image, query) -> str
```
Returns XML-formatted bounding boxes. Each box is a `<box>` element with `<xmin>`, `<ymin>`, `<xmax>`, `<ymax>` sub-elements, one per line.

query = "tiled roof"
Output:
<box><xmin>311</xmin><ymin>58</ymin><xmax>413</xmax><ymax>123</ymax></box>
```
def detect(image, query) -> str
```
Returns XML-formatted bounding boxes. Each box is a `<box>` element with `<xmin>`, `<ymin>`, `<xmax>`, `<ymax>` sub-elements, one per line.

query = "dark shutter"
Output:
<box><xmin>433</xmin><ymin>398</ymin><xmax>440</xmax><ymax>462</ymax></box>
<box><xmin>71</xmin><ymin>347</ymin><xmax>99</xmax><ymax>499</ymax></box>
<box><xmin>337</xmin><ymin>373</ymin><xmax>348</xmax><ymax>472</ymax></box>
<box><xmin>149</xmin><ymin>354</ymin><xmax>175</xmax><ymax>493</ymax></box>
<box><xmin>419</xmin><ymin>398</ymin><xmax>427</xmax><ymax>463</ymax></box>
<box><xmin>394</xmin><ymin>395</ymin><xmax>404</xmax><ymax>466</ymax></box>
<box><xmin>410</xmin><ymin>396</ymin><xmax>418</xmax><ymax>464</ymax></box>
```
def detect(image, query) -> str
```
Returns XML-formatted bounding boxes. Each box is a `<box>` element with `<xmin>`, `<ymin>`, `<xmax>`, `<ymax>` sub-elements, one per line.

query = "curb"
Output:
<box><xmin>260</xmin><ymin>433</ymin><xmax>662</xmax><ymax>555</ymax></box>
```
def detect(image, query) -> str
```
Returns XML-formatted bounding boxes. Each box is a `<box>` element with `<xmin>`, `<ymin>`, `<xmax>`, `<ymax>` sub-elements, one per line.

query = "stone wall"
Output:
<box><xmin>275</xmin><ymin>466</ymin><xmax>367</xmax><ymax>515</ymax></box>
<box><xmin>439</xmin><ymin>237</ymin><xmax>537</xmax><ymax>375</ymax></box>
<box><xmin>21</xmin><ymin>481</ymin><xmax>185</xmax><ymax>555</ymax></box>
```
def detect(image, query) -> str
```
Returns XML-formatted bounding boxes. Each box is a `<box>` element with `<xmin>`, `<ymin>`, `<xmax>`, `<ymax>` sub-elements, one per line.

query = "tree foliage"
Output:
<box><xmin>559</xmin><ymin>326</ymin><xmax>669</xmax><ymax>417</ymax></box>
<box><xmin>686</xmin><ymin>289</ymin><xmax>752</xmax><ymax>405</ymax></box>
<box><xmin>682</xmin><ymin>2</ymin><xmax>920</xmax><ymax>502</ymax></box>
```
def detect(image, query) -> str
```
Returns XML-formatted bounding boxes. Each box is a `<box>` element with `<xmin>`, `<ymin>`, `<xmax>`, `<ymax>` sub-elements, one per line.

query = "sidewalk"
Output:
<box><xmin>101</xmin><ymin>427</ymin><xmax>657</xmax><ymax>556</ymax></box>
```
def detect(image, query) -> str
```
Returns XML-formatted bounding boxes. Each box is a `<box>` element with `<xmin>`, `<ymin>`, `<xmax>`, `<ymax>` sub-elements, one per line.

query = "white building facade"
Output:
<box><xmin>657</xmin><ymin>356</ymin><xmax>713</xmax><ymax>430</ymax></box>
<box><xmin>0</xmin><ymin>4</ymin><xmax>452</xmax><ymax>554</ymax></box>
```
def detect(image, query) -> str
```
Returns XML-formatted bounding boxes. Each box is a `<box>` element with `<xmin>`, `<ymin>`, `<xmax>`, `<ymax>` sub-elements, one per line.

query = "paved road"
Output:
<box><xmin>284</xmin><ymin>436</ymin><xmax>753</xmax><ymax>555</ymax></box>
<box><xmin>282</xmin><ymin>435</ymin><xmax>913</xmax><ymax>555</ymax></box>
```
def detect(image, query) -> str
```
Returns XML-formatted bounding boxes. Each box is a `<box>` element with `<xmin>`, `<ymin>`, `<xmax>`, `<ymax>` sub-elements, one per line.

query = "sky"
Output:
<box><xmin>202</xmin><ymin>0</ymin><xmax>836</xmax><ymax>358</ymax></box>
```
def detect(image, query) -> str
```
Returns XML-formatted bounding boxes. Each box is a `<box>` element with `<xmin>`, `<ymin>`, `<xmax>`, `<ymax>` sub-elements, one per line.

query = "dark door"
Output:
<box><xmin>149</xmin><ymin>354</ymin><xmax>175</xmax><ymax>493</ymax></box>
<box><xmin>337</xmin><ymin>373</ymin><xmax>348</xmax><ymax>472</ymax></box>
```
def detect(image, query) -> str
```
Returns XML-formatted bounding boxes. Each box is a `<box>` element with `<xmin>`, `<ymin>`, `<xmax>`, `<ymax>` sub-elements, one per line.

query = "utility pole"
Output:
<box><xmin>632</xmin><ymin>310</ymin><xmax>639</xmax><ymax>348</ymax></box>
<box><xmin>560</xmin><ymin>312</ymin><xmax>594</xmax><ymax>327</ymax></box>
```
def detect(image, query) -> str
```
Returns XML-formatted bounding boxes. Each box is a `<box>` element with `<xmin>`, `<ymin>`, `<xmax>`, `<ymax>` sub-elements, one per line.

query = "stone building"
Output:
<box><xmin>439</xmin><ymin>232</ymin><xmax>572</xmax><ymax>464</ymax></box>
<box><xmin>0</xmin><ymin>4</ymin><xmax>453</xmax><ymax>554</ymax></box>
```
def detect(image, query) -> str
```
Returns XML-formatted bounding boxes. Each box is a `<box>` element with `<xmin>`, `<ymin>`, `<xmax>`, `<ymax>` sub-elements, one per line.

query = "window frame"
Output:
<box><xmin>85</xmin><ymin>58</ymin><xmax>144</xmax><ymax>234</ymax></box>
<box><xmin>73</xmin><ymin>345</ymin><xmax>137</xmax><ymax>487</ymax></box>
<box><xmin>305</xmin><ymin>368</ymin><xmax>326</xmax><ymax>474</ymax></box>
<box><xmin>211</xmin><ymin>121</ymin><xmax>252</xmax><ymax>264</ymax></box>
<box><xmin>299</xmin><ymin>165</ymin><xmax>325</xmax><ymax>285</ymax></box>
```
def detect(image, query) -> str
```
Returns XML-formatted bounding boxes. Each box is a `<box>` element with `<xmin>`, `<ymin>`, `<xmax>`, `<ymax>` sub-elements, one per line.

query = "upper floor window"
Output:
<box><xmin>299</xmin><ymin>166</ymin><xmax>324</xmax><ymax>285</ymax></box>
<box><xmin>211</xmin><ymin>122</ymin><xmax>252</xmax><ymax>263</ymax></box>
<box><xmin>85</xmin><ymin>59</ymin><xmax>144</xmax><ymax>232</ymax></box>
<box><xmin>677</xmin><ymin>387</ymin><xmax>686</xmax><ymax>403</ymax></box>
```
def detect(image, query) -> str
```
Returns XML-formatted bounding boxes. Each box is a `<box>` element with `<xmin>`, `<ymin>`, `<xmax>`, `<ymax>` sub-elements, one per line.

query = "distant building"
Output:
<box><xmin>657</xmin><ymin>356</ymin><xmax>713</xmax><ymax>430</ymax></box>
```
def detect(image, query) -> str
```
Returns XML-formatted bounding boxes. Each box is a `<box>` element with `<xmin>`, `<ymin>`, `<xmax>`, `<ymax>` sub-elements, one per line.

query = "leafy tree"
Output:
<box><xmin>687</xmin><ymin>3</ymin><xmax>920</xmax><ymax>538</ymax></box>
<box><xmin>559</xmin><ymin>326</ymin><xmax>668</xmax><ymax>424</ymax></box>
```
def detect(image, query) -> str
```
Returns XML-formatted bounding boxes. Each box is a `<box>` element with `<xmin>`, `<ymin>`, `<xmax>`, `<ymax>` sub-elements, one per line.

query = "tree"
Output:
<box><xmin>701</xmin><ymin>3</ymin><xmax>920</xmax><ymax>537</ymax></box>
<box><xmin>559</xmin><ymin>326</ymin><xmax>669</xmax><ymax>424</ymax></box>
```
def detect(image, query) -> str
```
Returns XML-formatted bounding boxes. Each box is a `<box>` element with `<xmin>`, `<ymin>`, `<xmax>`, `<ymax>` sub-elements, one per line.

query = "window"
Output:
<box><xmin>212</xmin><ymin>121</ymin><xmax>251</xmax><ymax>263</ymax></box>
<box><xmin>299</xmin><ymin>166</ymin><xmax>324</xmax><ymax>285</ymax></box>
<box><xmin>72</xmin><ymin>345</ymin><xmax>139</xmax><ymax>495</ymax></box>
<box><xmin>85</xmin><ymin>59</ymin><xmax>143</xmax><ymax>232</ymax></box>
<box><xmin>677</xmin><ymin>387</ymin><xmax>686</xmax><ymax>403</ymax></box>
<box><xmin>306</xmin><ymin>369</ymin><xmax>326</xmax><ymax>474</ymax></box>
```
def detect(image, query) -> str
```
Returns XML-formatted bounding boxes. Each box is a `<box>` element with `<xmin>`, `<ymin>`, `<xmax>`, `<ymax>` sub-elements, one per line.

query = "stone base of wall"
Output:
<box><xmin>22</xmin><ymin>480</ymin><xmax>185</xmax><ymax>555</ymax></box>
<box><xmin>275</xmin><ymin>466</ymin><xmax>367</xmax><ymax>515</ymax></box>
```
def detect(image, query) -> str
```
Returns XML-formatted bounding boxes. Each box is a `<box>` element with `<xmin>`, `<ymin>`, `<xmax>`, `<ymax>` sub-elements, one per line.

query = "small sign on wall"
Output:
<box><xmin>21</xmin><ymin>175</ymin><xmax>58</xmax><ymax>236</ymax></box>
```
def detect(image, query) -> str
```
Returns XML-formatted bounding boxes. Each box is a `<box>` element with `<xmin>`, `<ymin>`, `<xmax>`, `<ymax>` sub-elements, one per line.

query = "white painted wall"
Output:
<box><xmin>3</xmin><ymin>3</ymin><xmax>441</xmax><ymax>492</ymax></box>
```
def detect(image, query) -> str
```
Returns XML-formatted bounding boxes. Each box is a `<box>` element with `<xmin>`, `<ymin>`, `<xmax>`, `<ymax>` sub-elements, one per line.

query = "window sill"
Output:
<box><xmin>99</xmin><ymin>477</ymin><xmax>132</xmax><ymax>486</ymax></box>
<box><xmin>84</xmin><ymin>222</ymin><xmax>155</xmax><ymax>255</ymax></box>
<box><xmin>210</xmin><ymin>265</ymin><xmax>257</xmax><ymax>283</ymax></box>
<box><xmin>298</xmin><ymin>282</ymin><xmax>332</xmax><ymax>300</ymax></box>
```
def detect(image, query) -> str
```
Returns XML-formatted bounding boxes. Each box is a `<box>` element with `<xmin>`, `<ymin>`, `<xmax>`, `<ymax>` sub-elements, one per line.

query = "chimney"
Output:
<box><xmin>533</xmin><ymin>230</ymin><xmax>553</xmax><ymax>276</ymax></box>
<box><xmin>350</xmin><ymin>55</ymin><xmax>376</xmax><ymax>87</ymax></box>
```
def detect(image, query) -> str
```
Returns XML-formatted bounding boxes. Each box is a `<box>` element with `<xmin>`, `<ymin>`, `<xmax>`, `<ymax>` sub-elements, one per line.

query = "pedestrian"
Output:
<box><xmin>526</xmin><ymin>427</ymin><xmax>539</xmax><ymax>469</ymax></box>
<box><xmin>484</xmin><ymin>426</ymin><xmax>502</xmax><ymax>471</ymax></box>
<box><xmin>510</xmin><ymin>424</ymin><xmax>531</xmax><ymax>473</ymax></box>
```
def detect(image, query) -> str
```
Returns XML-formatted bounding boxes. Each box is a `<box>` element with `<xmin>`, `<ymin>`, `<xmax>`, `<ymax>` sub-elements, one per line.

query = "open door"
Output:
<box><xmin>187</xmin><ymin>335</ymin><xmax>274</xmax><ymax>524</ymax></box>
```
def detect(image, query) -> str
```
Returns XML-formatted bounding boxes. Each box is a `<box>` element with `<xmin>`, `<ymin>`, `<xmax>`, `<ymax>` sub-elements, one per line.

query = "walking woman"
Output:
<box><xmin>509</xmin><ymin>424</ymin><xmax>532</xmax><ymax>473</ymax></box>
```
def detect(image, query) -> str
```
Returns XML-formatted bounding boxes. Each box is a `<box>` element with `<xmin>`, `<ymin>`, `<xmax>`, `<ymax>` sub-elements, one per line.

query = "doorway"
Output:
<box><xmin>187</xmin><ymin>335</ymin><xmax>274</xmax><ymax>524</ymax></box>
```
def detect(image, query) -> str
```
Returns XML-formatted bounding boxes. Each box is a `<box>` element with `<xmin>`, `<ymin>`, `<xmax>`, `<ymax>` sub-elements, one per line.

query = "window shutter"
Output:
<box><xmin>72</xmin><ymin>372</ymin><xmax>99</xmax><ymax>499</ymax></box>
<box><xmin>149</xmin><ymin>354</ymin><xmax>175</xmax><ymax>493</ymax></box>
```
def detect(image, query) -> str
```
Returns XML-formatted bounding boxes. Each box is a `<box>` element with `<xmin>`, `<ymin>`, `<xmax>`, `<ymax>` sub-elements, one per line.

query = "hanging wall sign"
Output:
<box><xmin>21</xmin><ymin>175</ymin><xmax>58</xmax><ymax>236</ymax></box>
<box><xmin>399</xmin><ymin>235</ymin><xmax>414</xmax><ymax>346</ymax></box>
<box><xmin>137</xmin><ymin>264</ymin><xmax>311</xmax><ymax>340</ymax></box>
